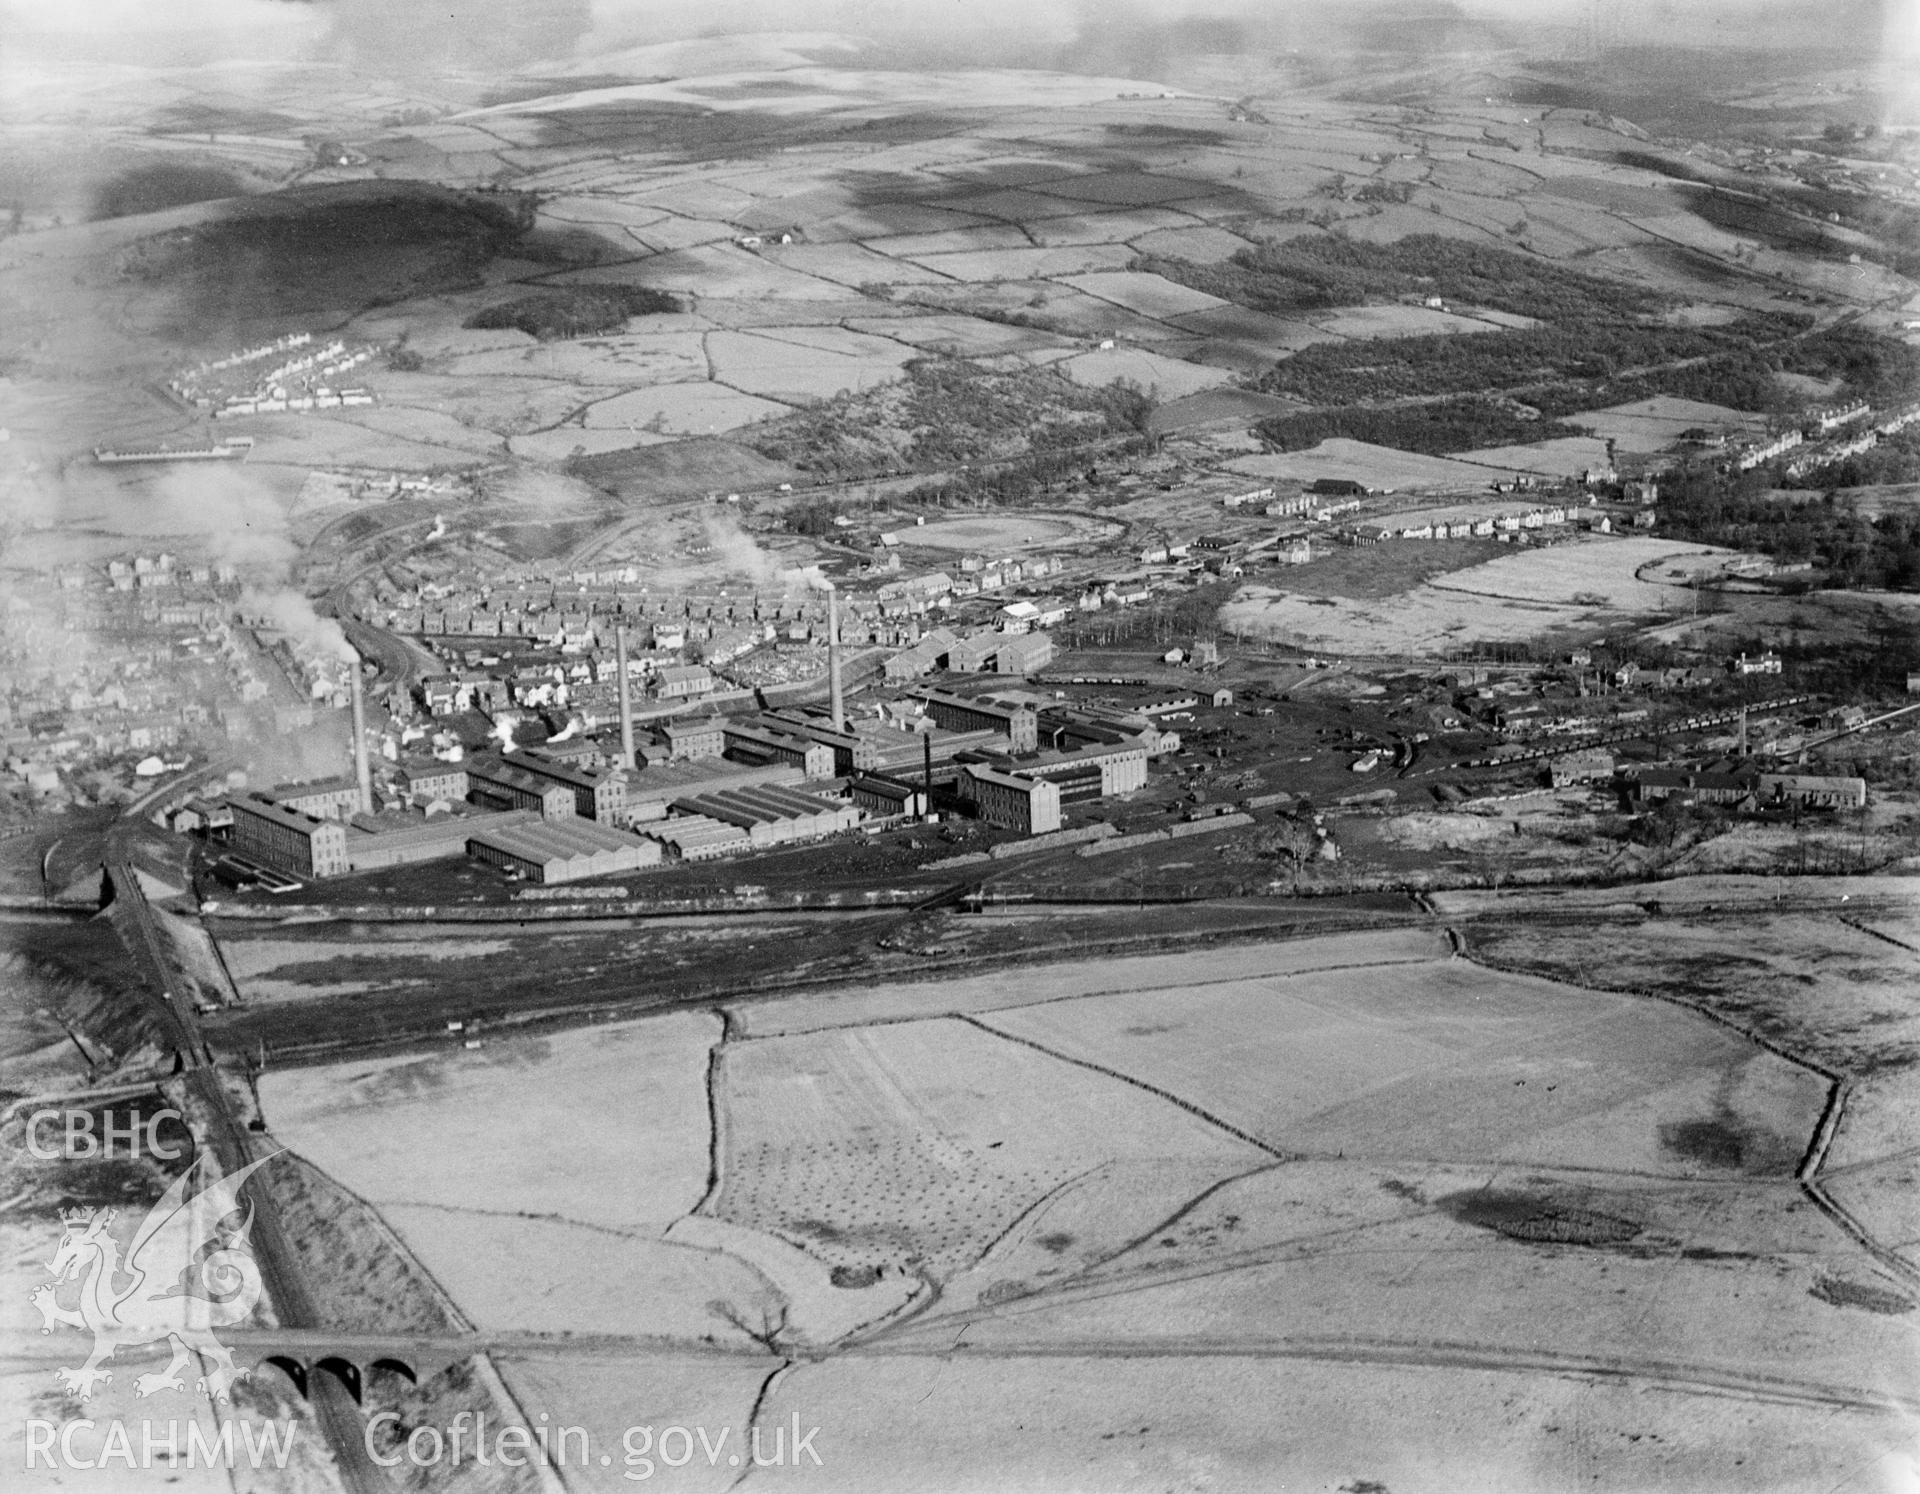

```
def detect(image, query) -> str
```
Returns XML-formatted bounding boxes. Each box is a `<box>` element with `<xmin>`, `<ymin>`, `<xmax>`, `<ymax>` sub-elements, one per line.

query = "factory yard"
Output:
<box><xmin>250</xmin><ymin>917</ymin><xmax>1920</xmax><ymax>1489</ymax></box>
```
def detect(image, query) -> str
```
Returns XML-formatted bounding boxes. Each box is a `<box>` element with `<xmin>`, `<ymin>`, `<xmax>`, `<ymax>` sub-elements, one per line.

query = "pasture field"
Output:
<box><xmin>706</xmin><ymin>328</ymin><xmax>914</xmax><ymax>402</ymax></box>
<box><xmin>512</xmin><ymin>426</ymin><xmax>673</xmax><ymax>460</ymax></box>
<box><xmin>759</xmin><ymin>241</ymin><xmax>955</xmax><ymax>287</ymax></box>
<box><xmin>904</xmin><ymin>244</ymin><xmax>1136</xmax><ymax>281</ymax></box>
<box><xmin>640</xmin><ymin>244</ymin><xmax>850</xmax><ymax>300</ymax></box>
<box><xmin>259</xmin><ymin>1014</ymin><xmax>720</xmax><ymax>1232</ymax></box>
<box><xmin>725</xmin><ymin>927</ymin><xmax>1452</xmax><ymax>1039</ymax></box>
<box><xmin>1170</xmin><ymin>303</ymin><xmax>1337</xmax><ymax>354</ymax></box>
<box><xmin>750</xmin><ymin>1351</ymin><xmax>1905</xmax><ymax>1494</ymax></box>
<box><xmin>256</xmin><ymin>1012</ymin><xmax>791</xmax><ymax>1341</ymax></box>
<box><xmin>1025</xmin><ymin>207</ymin><xmax>1198</xmax><ymax>246</ymax></box>
<box><xmin>710</xmin><ymin>1017</ymin><xmax>1263</xmax><ymax>1278</ymax></box>
<box><xmin>1224</xmin><ymin>439</ymin><xmax>1514</xmax><ymax>492</ymax></box>
<box><xmin>580</xmin><ymin>381</ymin><xmax>794</xmax><ymax>434</ymax></box>
<box><xmin>1059</xmin><ymin>269</ymin><xmax>1231</xmax><ymax>320</ymax></box>
<box><xmin>493</xmin><ymin>1355</ymin><xmax>772</xmax><ymax>1494</ymax></box>
<box><xmin>1449</xmin><ymin>434</ymin><xmax>1613</xmax><ymax>476</ymax></box>
<box><xmin>1129</xmin><ymin>222</ymin><xmax>1258</xmax><ymax>261</ymax></box>
<box><xmin>439</xmin><ymin>329</ymin><xmax>713</xmax><ymax>382</ymax></box>
<box><xmin>1568</xmin><ymin>394</ymin><xmax>1770</xmax><ymax>452</ymax></box>
<box><xmin>981</xmin><ymin>958</ymin><xmax>1825</xmax><ymax>1174</ymax></box>
<box><xmin>1223</xmin><ymin>583</ymin><xmax>1609</xmax><ymax>654</ymax></box>
<box><xmin>1428</xmin><ymin>537</ymin><xmax>1728</xmax><ymax>609</ymax></box>
<box><xmin>1059</xmin><ymin>346</ymin><xmax>1231</xmax><ymax>399</ymax></box>
<box><xmin>1304</xmin><ymin>304</ymin><xmax>1514</xmax><ymax>339</ymax></box>
<box><xmin>843</xmin><ymin>313</ymin><xmax>1057</xmax><ymax>356</ymax></box>
<box><xmin>863</xmin><ymin>223</ymin><xmax>1033</xmax><ymax>257</ymax></box>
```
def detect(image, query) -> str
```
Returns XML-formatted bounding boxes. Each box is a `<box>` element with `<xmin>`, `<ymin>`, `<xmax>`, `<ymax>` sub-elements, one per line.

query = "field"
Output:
<box><xmin>902</xmin><ymin>511</ymin><xmax>1120</xmax><ymax>553</ymax></box>
<box><xmin>256</xmin><ymin>1012</ymin><xmax>795</xmax><ymax>1342</ymax></box>
<box><xmin>1427</xmin><ymin>538</ymin><xmax>1731</xmax><ymax>609</ymax></box>
<box><xmin>1223</xmin><ymin>537</ymin><xmax>1739</xmax><ymax>654</ymax></box>
<box><xmin>1223</xmin><ymin>440</ymin><xmax>1521</xmax><ymax>493</ymax></box>
<box><xmin>243</xmin><ymin>919</ymin><xmax>1919</xmax><ymax>1490</ymax></box>
<box><xmin>980</xmin><ymin>957</ymin><xmax>1823</xmax><ymax>1174</ymax></box>
<box><xmin>1568</xmin><ymin>395</ymin><xmax>1771</xmax><ymax>453</ymax></box>
<box><xmin>1449</xmin><ymin>434</ymin><xmax>1614</xmax><ymax>477</ymax></box>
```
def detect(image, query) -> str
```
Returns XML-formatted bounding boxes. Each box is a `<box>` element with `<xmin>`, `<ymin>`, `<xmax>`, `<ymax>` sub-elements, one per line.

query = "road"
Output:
<box><xmin>104</xmin><ymin>861</ymin><xmax>391</xmax><ymax>1494</ymax></box>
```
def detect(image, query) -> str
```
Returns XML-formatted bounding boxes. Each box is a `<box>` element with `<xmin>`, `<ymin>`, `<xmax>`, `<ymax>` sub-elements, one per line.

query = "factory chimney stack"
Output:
<box><xmin>828</xmin><ymin>588</ymin><xmax>845</xmax><ymax>734</ymax></box>
<box><xmin>349</xmin><ymin>657</ymin><xmax>373</xmax><ymax>815</ymax></box>
<box><xmin>616</xmin><ymin>625</ymin><xmax>636</xmax><ymax>769</ymax></box>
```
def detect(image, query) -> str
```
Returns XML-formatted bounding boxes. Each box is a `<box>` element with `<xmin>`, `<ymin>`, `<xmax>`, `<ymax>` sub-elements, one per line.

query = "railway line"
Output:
<box><xmin>100</xmin><ymin>860</ymin><xmax>390</xmax><ymax>1494</ymax></box>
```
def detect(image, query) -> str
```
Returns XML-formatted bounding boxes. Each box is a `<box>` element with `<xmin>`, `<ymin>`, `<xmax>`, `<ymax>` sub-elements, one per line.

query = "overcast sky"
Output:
<box><xmin>0</xmin><ymin>0</ymin><xmax>1908</xmax><ymax>73</ymax></box>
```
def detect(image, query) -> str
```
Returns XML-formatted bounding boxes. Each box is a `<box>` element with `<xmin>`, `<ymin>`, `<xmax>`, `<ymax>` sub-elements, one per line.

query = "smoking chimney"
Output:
<box><xmin>616</xmin><ymin>625</ymin><xmax>635</xmax><ymax>769</ymax></box>
<box><xmin>349</xmin><ymin>657</ymin><xmax>373</xmax><ymax>815</ymax></box>
<box><xmin>828</xmin><ymin>588</ymin><xmax>845</xmax><ymax>734</ymax></box>
<box><xmin>922</xmin><ymin>730</ymin><xmax>933</xmax><ymax>818</ymax></box>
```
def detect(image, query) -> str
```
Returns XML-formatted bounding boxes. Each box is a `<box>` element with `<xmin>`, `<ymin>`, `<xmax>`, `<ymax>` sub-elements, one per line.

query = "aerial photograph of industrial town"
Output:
<box><xmin>2</xmin><ymin>0</ymin><xmax>1919</xmax><ymax>1488</ymax></box>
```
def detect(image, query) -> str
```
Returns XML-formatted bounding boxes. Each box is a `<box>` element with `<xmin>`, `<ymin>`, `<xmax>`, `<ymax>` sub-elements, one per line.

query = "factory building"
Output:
<box><xmin>945</xmin><ymin>632</ymin><xmax>999</xmax><ymax>672</ymax></box>
<box><xmin>858</xmin><ymin>722</ymin><xmax>1005</xmax><ymax>774</ymax></box>
<box><xmin>624</xmin><ymin>759</ymin><xmax>807</xmax><ymax>823</ymax></box>
<box><xmin>758</xmin><ymin>711</ymin><xmax>879</xmax><ymax>773</ymax></box>
<box><xmin>1547</xmin><ymin>749</ymin><xmax>1615</xmax><ymax>788</ymax></box>
<box><xmin>994</xmin><ymin>633</ymin><xmax>1054</xmax><ymax>675</ymax></box>
<box><xmin>394</xmin><ymin>763</ymin><xmax>469</xmax><ymax>804</ymax></box>
<box><xmin>467</xmin><ymin>818</ymin><xmax>662</xmax><ymax>884</ymax></box>
<box><xmin>912</xmin><ymin>690</ymin><xmax>1039</xmax><ymax>753</ymax></box>
<box><xmin>668</xmin><ymin>784</ymin><xmax>861</xmax><ymax>846</ymax></box>
<box><xmin>465</xmin><ymin>758</ymin><xmax>577</xmax><ymax>819</ymax></box>
<box><xmin>848</xmin><ymin>775</ymin><xmax>929</xmax><ymax>821</ymax></box>
<box><xmin>883</xmin><ymin>628</ymin><xmax>959</xmax><ymax>682</ymax></box>
<box><xmin>501</xmin><ymin>750</ymin><xmax>627</xmax><ymax>821</ymax></box>
<box><xmin>345</xmin><ymin>807</ymin><xmax>535</xmax><ymax>872</ymax></box>
<box><xmin>962</xmin><ymin>765</ymin><xmax>1062</xmax><ymax>836</ymax></box>
<box><xmin>229</xmin><ymin>795</ymin><xmax>351</xmax><ymax>879</ymax></box>
<box><xmin>1006</xmin><ymin>743</ymin><xmax>1149</xmax><ymax>798</ymax></box>
<box><xmin>644</xmin><ymin>815</ymin><xmax>753</xmax><ymax>861</ymax></box>
<box><xmin>264</xmin><ymin>775</ymin><xmax>368</xmax><ymax>821</ymax></box>
<box><xmin>657</xmin><ymin>717</ymin><xmax>726</xmax><ymax>760</ymax></box>
<box><xmin>1757</xmin><ymin>773</ymin><xmax>1867</xmax><ymax>809</ymax></box>
<box><xmin>722</xmin><ymin>724</ymin><xmax>835</xmax><ymax>778</ymax></box>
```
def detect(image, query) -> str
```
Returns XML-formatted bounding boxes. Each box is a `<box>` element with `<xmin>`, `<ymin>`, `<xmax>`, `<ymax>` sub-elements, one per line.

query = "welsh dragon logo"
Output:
<box><xmin>31</xmin><ymin>1151</ymin><xmax>280</xmax><ymax>1402</ymax></box>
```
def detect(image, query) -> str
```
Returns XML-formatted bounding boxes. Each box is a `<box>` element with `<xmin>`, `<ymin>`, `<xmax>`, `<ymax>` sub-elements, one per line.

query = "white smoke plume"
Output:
<box><xmin>702</xmin><ymin>510</ymin><xmax>834</xmax><ymax>592</ymax></box>
<box><xmin>237</xmin><ymin>585</ymin><xmax>355</xmax><ymax>662</ymax></box>
<box><xmin>150</xmin><ymin>465</ymin><xmax>296</xmax><ymax>572</ymax></box>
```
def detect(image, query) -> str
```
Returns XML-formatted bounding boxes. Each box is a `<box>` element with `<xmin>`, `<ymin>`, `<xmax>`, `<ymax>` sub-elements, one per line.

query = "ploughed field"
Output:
<box><xmin>253</xmin><ymin>923</ymin><xmax>1920</xmax><ymax>1490</ymax></box>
